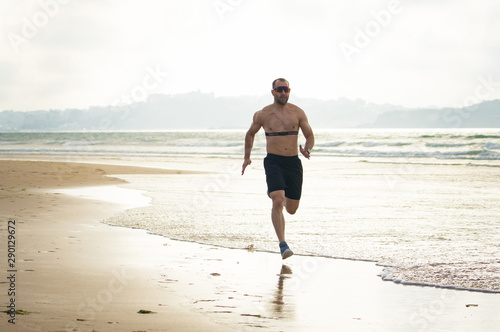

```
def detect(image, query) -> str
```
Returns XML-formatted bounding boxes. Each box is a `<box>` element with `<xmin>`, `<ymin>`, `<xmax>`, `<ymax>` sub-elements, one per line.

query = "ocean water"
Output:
<box><xmin>1</xmin><ymin>129</ymin><xmax>500</xmax><ymax>292</ymax></box>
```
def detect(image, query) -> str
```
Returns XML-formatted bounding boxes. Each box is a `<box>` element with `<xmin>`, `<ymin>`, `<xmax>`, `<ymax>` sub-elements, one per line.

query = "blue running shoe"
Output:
<box><xmin>279</xmin><ymin>241</ymin><xmax>294</xmax><ymax>259</ymax></box>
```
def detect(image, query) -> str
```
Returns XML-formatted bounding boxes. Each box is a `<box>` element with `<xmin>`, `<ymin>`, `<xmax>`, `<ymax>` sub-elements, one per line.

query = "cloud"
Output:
<box><xmin>1</xmin><ymin>0</ymin><xmax>500</xmax><ymax>111</ymax></box>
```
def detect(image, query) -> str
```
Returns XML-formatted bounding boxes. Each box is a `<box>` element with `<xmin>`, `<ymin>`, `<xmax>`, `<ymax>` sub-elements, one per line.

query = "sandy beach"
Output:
<box><xmin>1</xmin><ymin>160</ymin><xmax>499</xmax><ymax>331</ymax></box>
<box><xmin>0</xmin><ymin>160</ymin><xmax>233</xmax><ymax>331</ymax></box>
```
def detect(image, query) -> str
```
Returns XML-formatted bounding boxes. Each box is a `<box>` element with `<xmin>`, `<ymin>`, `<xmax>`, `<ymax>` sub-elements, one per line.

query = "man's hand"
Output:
<box><xmin>242</xmin><ymin>158</ymin><xmax>252</xmax><ymax>175</ymax></box>
<box><xmin>299</xmin><ymin>145</ymin><xmax>311</xmax><ymax>160</ymax></box>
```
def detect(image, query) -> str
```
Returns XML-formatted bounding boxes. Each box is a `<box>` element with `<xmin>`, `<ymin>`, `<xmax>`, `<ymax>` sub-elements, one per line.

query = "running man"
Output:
<box><xmin>241</xmin><ymin>78</ymin><xmax>315</xmax><ymax>259</ymax></box>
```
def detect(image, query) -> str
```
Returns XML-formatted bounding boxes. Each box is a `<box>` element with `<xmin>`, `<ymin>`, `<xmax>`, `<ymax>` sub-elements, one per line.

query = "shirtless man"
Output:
<box><xmin>241</xmin><ymin>78</ymin><xmax>315</xmax><ymax>259</ymax></box>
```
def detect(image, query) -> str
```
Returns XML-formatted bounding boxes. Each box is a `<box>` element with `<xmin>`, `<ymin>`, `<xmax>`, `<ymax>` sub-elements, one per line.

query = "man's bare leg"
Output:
<box><xmin>270</xmin><ymin>190</ymin><xmax>294</xmax><ymax>259</ymax></box>
<box><xmin>270</xmin><ymin>190</ymin><xmax>286</xmax><ymax>242</ymax></box>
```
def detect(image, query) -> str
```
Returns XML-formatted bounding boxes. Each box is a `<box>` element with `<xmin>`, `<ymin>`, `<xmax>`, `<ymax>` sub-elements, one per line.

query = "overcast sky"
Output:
<box><xmin>1</xmin><ymin>0</ymin><xmax>500</xmax><ymax>111</ymax></box>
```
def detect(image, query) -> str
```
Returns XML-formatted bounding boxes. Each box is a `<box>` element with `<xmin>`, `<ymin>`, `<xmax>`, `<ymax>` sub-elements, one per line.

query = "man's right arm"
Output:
<box><xmin>242</xmin><ymin>112</ymin><xmax>262</xmax><ymax>175</ymax></box>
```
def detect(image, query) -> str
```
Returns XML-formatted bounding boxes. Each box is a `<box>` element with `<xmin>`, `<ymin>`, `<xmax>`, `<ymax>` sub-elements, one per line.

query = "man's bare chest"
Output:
<box><xmin>264</xmin><ymin>112</ymin><xmax>299</xmax><ymax>132</ymax></box>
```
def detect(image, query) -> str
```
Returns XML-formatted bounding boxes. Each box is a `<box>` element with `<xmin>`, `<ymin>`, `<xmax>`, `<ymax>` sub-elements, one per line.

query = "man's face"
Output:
<box><xmin>272</xmin><ymin>83</ymin><xmax>290</xmax><ymax>105</ymax></box>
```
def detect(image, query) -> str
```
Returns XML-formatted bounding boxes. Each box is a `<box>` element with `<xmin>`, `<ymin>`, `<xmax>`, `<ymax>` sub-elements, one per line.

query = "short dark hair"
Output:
<box><xmin>272</xmin><ymin>78</ymin><xmax>289</xmax><ymax>89</ymax></box>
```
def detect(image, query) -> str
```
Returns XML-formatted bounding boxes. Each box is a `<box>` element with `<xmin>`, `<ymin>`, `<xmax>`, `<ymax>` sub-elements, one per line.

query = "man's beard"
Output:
<box><xmin>276</xmin><ymin>95</ymin><xmax>288</xmax><ymax>105</ymax></box>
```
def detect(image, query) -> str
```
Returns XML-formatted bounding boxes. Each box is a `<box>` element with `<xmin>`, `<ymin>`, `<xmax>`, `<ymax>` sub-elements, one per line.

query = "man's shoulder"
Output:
<box><xmin>282</xmin><ymin>103</ymin><xmax>306</xmax><ymax>117</ymax></box>
<box><xmin>260</xmin><ymin>104</ymin><xmax>274</xmax><ymax>112</ymax></box>
<box><xmin>252</xmin><ymin>108</ymin><xmax>267</xmax><ymax>124</ymax></box>
<box><xmin>256</xmin><ymin>105</ymin><xmax>274</xmax><ymax>120</ymax></box>
<box><xmin>287</xmin><ymin>103</ymin><xmax>303</xmax><ymax>111</ymax></box>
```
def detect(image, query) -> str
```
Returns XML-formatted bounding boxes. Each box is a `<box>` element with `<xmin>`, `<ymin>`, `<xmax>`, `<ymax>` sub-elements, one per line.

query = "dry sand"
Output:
<box><xmin>1</xmin><ymin>160</ymin><xmax>499</xmax><ymax>331</ymax></box>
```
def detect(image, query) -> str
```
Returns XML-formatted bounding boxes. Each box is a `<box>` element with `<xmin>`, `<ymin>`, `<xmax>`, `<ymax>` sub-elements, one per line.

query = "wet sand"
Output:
<box><xmin>0</xmin><ymin>160</ymin><xmax>499</xmax><ymax>331</ymax></box>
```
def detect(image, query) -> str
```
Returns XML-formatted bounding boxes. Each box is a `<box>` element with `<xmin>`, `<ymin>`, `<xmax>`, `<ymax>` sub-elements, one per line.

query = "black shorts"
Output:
<box><xmin>264</xmin><ymin>153</ymin><xmax>303</xmax><ymax>200</ymax></box>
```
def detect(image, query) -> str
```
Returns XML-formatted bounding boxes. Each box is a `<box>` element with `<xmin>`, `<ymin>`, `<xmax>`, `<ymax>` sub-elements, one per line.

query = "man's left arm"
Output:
<box><xmin>298</xmin><ymin>110</ymin><xmax>314</xmax><ymax>159</ymax></box>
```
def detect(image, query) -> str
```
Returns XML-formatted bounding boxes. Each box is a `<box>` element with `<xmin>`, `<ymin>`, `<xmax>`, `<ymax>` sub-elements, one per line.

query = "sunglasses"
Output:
<box><xmin>274</xmin><ymin>86</ymin><xmax>290</xmax><ymax>93</ymax></box>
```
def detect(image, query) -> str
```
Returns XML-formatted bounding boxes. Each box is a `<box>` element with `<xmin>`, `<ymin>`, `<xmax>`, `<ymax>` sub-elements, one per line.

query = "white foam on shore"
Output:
<box><xmin>54</xmin><ymin>185</ymin><xmax>151</xmax><ymax>209</ymax></box>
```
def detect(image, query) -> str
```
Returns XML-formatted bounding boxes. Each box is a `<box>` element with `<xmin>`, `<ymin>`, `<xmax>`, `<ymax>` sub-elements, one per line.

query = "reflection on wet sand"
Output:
<box><xmin>272</xmin><ymin>264</ymin><xmax>294</xmax><ymax>317</ymax></box>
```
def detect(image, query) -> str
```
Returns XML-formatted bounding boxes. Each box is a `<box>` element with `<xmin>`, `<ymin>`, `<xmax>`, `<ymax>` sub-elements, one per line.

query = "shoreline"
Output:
<box><xmin>112</xmin><ymin>232</ymin><xmax>500</xmax><ymax>295</ymax></box>
<box><xmin>1</xmin><ymin>159</ymin><xmax>499</xmax><ymax>331</ymax></box>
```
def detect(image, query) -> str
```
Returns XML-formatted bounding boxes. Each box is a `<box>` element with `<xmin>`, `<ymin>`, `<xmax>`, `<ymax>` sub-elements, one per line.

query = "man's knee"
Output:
<box><xmin>270</xmin><ymin>192</ymin><xmax>285</xmax><ymax>210</ymax></box>
<box><xmin>285</xmin><ymin>199</ymin><xmax>300</xmax><ymax>215</ymax></box>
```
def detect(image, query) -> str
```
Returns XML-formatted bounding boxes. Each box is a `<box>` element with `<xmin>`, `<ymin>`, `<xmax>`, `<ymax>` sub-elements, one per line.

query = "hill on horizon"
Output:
<box><xmin>0</xmin><ymin>92</ymin><xmax>498</xmax><ymax>131</ymax></box>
